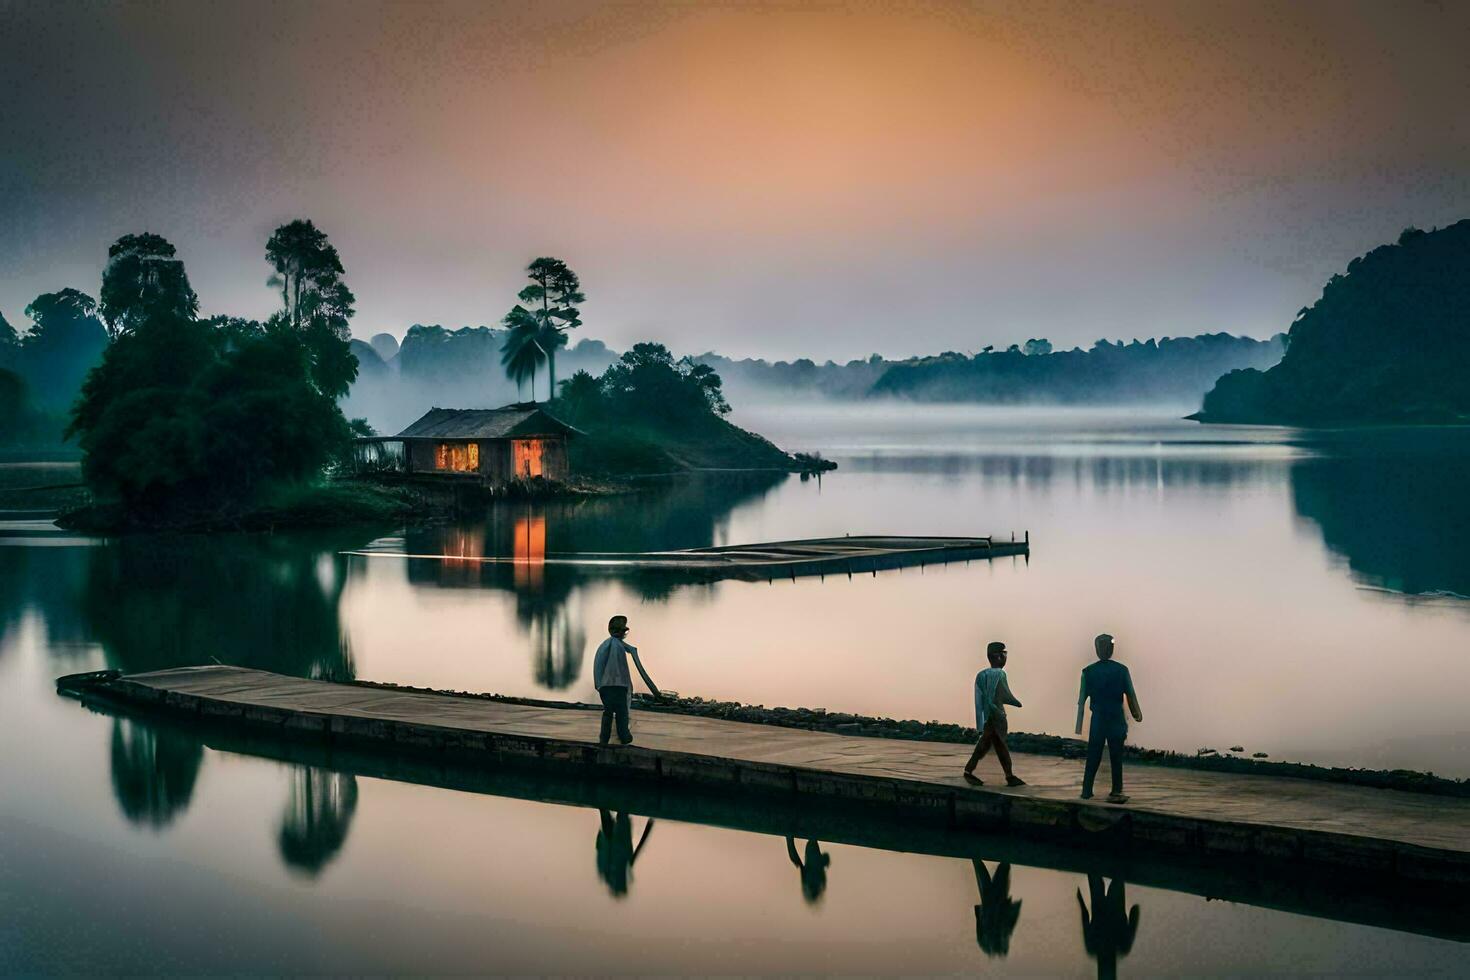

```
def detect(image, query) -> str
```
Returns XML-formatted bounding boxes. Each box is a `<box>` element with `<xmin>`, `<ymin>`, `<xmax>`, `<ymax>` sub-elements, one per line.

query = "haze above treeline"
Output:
<box><xmin>4</xmin><ymin>2</ymin><xmax>1469</xmax><ymax>359</ymax></box>
<box><xmin>344</xmin><ymin>328</ymin><xmax>1284</xmax><ymax>434</ymax></box>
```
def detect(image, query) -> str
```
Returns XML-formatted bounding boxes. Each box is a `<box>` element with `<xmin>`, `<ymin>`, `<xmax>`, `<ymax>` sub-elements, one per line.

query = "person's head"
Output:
<box><xmin>1094</xmin><ymin>633</ymin><xmax>1115</xmax><ymax>660</ymax></box>
<box><xmin>608</xmin><ymin>615</ymin><xmax>629</xmax><ymax>638</ymax></box>
<box><xmin>986</xmin><ymin>641</ymin><xmax>1008</xmax><ymax>667</ymax></box>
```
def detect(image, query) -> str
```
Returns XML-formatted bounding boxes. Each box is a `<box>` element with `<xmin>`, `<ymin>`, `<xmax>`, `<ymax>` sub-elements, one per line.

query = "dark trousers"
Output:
<box><xmin>1083</xmin><ymin>723</ymin><xmax>1126</xmax><ymax>797</ymax></box>
<box><xmin>599</xmin><ymin>686</ymin><xmax>632</xmax><ymax>745</ymax></box>
<box><xmin>965</xmin><ymin>718</ymin><xmax>1015</xmax><ymax>778</ymax></box>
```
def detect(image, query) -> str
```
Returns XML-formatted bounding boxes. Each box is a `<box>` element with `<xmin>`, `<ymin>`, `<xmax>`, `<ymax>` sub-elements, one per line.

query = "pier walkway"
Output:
<box><xmin>344</xmin><ymin>533</ymin><xmax>1028</xmax><ymax>582</ymax></box>
<box><xmin>61</xmin><ymin>666</ymin><xmax>1470</xmax><ymax>888</ymax></box>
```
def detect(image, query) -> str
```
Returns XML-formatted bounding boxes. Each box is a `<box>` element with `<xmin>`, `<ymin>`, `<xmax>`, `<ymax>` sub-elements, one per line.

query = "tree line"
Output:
<box><xmin>3</xmin><ymin>220</ymin><xmax>364</xmax><ymax>525</ymax></box>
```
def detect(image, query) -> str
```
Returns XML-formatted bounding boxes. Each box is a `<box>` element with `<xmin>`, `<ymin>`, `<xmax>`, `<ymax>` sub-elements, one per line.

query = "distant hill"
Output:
<box><xmin>867</xmin><ymin>333</ymin><xmax>1283</xmax><ymax>405</ymax></box>
<box><xmin>1193</xmin><ymin>222</ymin><xmax>1470</xmax><ymax>425</ymax></box>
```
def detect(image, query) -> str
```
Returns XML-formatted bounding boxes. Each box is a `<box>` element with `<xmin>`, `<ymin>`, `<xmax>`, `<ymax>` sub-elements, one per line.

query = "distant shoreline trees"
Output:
<box><xmin>1193</xmin><ymin>221</ymin><xmax>1470</xmax><ymax>425</ymax></box>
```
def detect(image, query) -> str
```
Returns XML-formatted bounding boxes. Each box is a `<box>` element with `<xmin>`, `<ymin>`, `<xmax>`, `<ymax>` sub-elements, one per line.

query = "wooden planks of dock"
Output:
<box><xmin>344</xmin><ymin>533</ymin><xmax>1030</xmax><ymax>582</ymax></box>
<box><xmin>58</xmin><ymin>666</ymin><xmax>1470</xmax><ymax>891</ymax></box>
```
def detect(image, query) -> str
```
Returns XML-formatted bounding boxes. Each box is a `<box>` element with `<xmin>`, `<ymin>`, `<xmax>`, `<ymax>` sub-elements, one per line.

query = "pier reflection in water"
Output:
<box><xmin>34</xmin><ymin>703</ymin><xmax>1467</xmax><ymax>975</ymax></box>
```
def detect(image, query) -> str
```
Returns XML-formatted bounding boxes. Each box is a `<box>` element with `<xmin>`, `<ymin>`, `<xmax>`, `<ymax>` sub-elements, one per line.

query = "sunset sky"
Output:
<box><xmin>3</xmin><ymin>0</ymin><xmax>1468</xmax><ymax>359</ymax></box>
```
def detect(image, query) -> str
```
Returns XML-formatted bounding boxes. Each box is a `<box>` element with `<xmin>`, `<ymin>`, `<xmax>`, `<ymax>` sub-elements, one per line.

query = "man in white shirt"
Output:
<box><xmin>964</xmin><ymin>640</ymin><xmax>1026</xmax><ymax>786</ymax></box>
<box><xmin>592</xmin><ymin>614</ymin><xmax>660</xmax><ymax>745</ymax></box>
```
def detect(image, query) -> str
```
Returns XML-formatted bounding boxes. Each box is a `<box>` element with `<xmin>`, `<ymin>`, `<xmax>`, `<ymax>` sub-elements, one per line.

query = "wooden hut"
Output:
<box><xmin>360</xmin><ymin>405</ymin><xmax>580</xmax><ymax>485</ymax></box>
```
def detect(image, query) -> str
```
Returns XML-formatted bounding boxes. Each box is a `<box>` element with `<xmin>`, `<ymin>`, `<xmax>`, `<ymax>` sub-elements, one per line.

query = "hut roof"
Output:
<box><xmin>394</xmin><ymin>405</ymin><xmax>583</xmax><ymax>440</ymax></box>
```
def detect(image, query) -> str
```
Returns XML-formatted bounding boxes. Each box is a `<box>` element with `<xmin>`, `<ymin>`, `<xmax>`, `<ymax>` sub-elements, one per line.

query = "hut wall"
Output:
<box><xmin>542</xmin><ymin>437</ymin><xmax>569</xmax><ymax>480</ymax></box>
<box><xmin>481</xmin><ymin>440</ymin><xmax>514</xmax><ymax>484</ymax></box>
<box><xmin>407</xmin><ymin>441</ymin><xmax>437</xmax><ymax>474</ymax></box>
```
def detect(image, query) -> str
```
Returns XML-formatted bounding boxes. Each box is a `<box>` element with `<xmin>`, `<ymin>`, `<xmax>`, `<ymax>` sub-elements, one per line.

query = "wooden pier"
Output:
<box><xmin>344</xmin><ymin>533</ymin><xmax>1029</xmax><ymax>582</ymax></box>
<box><xmin>59</xmin><ymin>666</ymin><xmax>1470</xmax><ymax>898</ymax></box>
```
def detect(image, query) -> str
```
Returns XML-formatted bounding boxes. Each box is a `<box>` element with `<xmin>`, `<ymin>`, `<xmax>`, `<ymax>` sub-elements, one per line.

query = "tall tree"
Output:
<box><xmin>264</xmin><ymin>220</ymin><xmax>358</xmax><ymax>398</ymax></box>
<box><xmin>507</xmin><ymin>257</ymin><xmax>584</xmax><ymax>395</ymax></box>
<box><xmin>266</xmin><ymin>220</ymin><xmax>345</xmax><ymax>330</ymax></box>
<box><xmin>98</xmin><ymin>233</ymin><xmax>199</xmax><ymax>339</ymax></box>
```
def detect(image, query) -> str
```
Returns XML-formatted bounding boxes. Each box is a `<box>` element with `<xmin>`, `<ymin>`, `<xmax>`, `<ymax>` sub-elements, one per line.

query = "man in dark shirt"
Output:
<box><xmin>1075</xmin><ymin>633</ymin><xmax>1143</xmax><ymax>803</ymax></box>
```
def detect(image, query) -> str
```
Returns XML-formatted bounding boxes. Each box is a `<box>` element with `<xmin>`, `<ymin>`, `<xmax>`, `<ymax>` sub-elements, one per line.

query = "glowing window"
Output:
<box><xmin>435</xmin><ymin>442</ymin><xmax>479</xmax><ymax>472</ymax></box>
<box><xmin>512</xmin><ymin>439</ymin><xmax>544</xmax><ymax>478</ymax></box>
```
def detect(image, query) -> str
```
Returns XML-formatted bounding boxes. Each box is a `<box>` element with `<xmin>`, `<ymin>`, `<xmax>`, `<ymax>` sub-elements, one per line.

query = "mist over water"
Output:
<box><xmin>3</xmin><ymin>405</ymin><xmax>1468</xmax><ymax>972</ymax></box>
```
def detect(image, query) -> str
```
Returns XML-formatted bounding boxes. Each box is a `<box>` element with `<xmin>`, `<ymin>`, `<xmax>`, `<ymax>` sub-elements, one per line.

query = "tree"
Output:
<box><xmin>69</xmin><ymin>241</ymin><xmax>353</xmax><ymax>522</ymax></box>
<box><xmin>0</xmin><ymin>309</ymin><xmax>18</xmax><ymax>369</ymax></box>
<box><xmin>599</xmin><ymin>342</ymin><xmax>731</xmax><ymax>421</ymax></box>
<box><xmin>99</xmin><ymin>233</ymin><xmax>199</xmax><ymax>338</ymax></box>
<box><xmin>506</xmin><ymin>257</ymin><xmax>584</xmax><ymax>396</ymax></box>
<box><xmin>499</xmin><ymin>310</ymin><xmax>546</xmax><ymax>400</ymax></box>
<box><xmin>0</xmin><ymin>368</ymin><xmax>33</xmax><ymax>447</ymax></box>
<box><xmin>1023</xmin><ymin>338</ymin><xmax>1053</xmax><ymax>356</ymax></box>
<box><xmin>264</xmin><ymin>220</ymin><xmax>358</xmax><ymax>398</ymax></box>
<box><xmin>20</xmin><ymin>289</ymin><xmax>109</xmax><ymax>410</ymax></box>
<box><xmin>556</xmin><ymin>369</ymin><xmax>604</xmax><ymax>423</ymax></box>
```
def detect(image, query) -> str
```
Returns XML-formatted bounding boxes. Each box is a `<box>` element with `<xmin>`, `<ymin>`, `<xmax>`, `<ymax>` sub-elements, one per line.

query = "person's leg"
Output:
<box><xmin>1108</xmin><ymin>731</ymin><xmax>1126</xmax><ymax>796</ymax></box>
<box><xmin>598</xmin><ymin>688</ymin><xmax>615</xmax><ymax>745</ymax></box>
<box><xmin>615</xmin><ymin>687</ymin><xmax>633</xmax><ymax>744</ymax></box>
<box><xmin>989</xmin><ymin>717</ymin><xmax>1020</xmax><ymax>782</ymax></box>
<box><xmin>965</xmin><ymin>725</ymin><xmax>994</xmax><ymax>773</ymax></box>
<box><xmin>1082</xmin><ymin>728</ymin><xmax>1106</xmax><ymax>798</ymax></box>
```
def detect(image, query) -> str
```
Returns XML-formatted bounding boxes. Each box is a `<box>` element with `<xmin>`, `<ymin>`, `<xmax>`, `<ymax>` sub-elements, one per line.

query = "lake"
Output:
<box><xmin>2</xmin><ymin>407</ymin><xmax>1467</xmax><ymax>973</ymax></box>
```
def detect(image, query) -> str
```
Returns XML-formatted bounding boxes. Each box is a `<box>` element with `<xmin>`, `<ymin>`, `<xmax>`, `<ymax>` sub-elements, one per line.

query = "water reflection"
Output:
<box><xmin>785</xmin><ymin>836</ymin><xmax>832</xmax><ymax>905</ymax></box>
<box><xmin>1291</xmin><ymin>447</ymin><xmax>1470</xmax><ymax>599</ymax></box>
<box><xmin>1077</xmin><ymin>874</ymin><xmax>1141</xmax><ymax>980</ymax></box>
<box><xmin>403</xmin><ymin>472</ymin><xmax>787</xmax><ymax>684</ymax></box>
<box><xmin>844</xmin><ymin>451</ymin><xmax>1289</xmax><ymax>491</ymax></box>
<box><xmin>108</xmin><ymin>717</ymin><xmax>203</xmax><ymax>830</ymax></box>
<box><xmin>595</xmin><ymin>810</ymin><xmax>654</xmax><ymax>898</ymax></box>
<box><xmin>972</xmin><ymin>860</ymin><xmax>1022</xmax><ymax>957</ymax></box>
<box><xmin>0</xmin><ymin>544</ymin><xmax>90</xmax><ymax>659</ymax></box>
<box><xmin>79</xmin><ymin>532</ymin><xmax>365</xmax><ymax>679</ymax></box>
<box><xmin>279</xmin><ymin>768</ymin><xmax>360</xmax><ymax>878</ymax></box>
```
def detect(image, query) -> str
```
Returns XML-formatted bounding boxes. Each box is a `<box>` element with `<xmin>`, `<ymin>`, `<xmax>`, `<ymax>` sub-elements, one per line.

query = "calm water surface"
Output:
<box><xmin>2</xmin><ymin>407</ymin><xmax>1467</xmax><ymax>974</ymax></box>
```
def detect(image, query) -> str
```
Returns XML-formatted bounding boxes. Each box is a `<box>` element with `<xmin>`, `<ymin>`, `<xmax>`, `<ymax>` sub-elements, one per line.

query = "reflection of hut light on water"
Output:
<box><xmin>514</xmin><ymin>515</ymin><xmax>546</xmax><ymax>589</ymax></box>
<box><xmin>442</xmin><ymin>528</ymin><xmax>484</xmax><ymax>567</ymax></box>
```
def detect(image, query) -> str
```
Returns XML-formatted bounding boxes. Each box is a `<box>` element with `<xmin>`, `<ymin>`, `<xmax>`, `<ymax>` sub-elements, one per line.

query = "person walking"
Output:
<box><xmin>592</xmin><ymin>614</ymin><xmax>660</xmax><ymax>746</ymax></box>
<box><xmin>964</xmin><ymin>640</ymin><xmax>1026</xmax><ymax>786</ymax></box>
<box><xmin>1076</xmin><ymin>633</ymin><xmax>1143</xmax><ymax>803</ymax></box>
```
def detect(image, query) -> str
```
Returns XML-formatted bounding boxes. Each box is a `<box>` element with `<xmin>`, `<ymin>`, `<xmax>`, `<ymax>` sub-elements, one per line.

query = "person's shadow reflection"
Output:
<box><xmin>1077</xmin><ymin>873</ymin><xmax>1141</xmax><ymax>980</ymax></box>
<box><xmin>596</xmin><ymin>809</ymin><xmax>654</xmax><ymax>898</ymax></box>
<box><xmin>972</xmin><ymin>860</ymin><xmax>1022</xmax><ymax>957</ymax></box>
<box><xmin>786</xmin><ymin>836</ymin><xmax>832</xmax><ymax>905</ymax></box>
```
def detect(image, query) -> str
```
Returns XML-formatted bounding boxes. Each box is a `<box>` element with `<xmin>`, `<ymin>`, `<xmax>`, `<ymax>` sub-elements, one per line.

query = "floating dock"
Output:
<box><xmin>344</xmin><ymin>533</ymin><xmax>1029</xmax><ymax>582</ymax></box>
<box><xmin>59</xmin><ymin>666</ymin><xmax>1470</xmax><ymax>899</ymax></box>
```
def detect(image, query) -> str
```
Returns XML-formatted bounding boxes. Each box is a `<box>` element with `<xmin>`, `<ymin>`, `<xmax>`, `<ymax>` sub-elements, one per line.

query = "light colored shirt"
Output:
<box><xmin>593</xmin><ymin>636</ymin><xmax>636</xmax><ymax>689</ymax></box>
<box><xmin>974</xmin><ymin>667</ymin><xmax>1021</xmax><ymax>730</ymax></box>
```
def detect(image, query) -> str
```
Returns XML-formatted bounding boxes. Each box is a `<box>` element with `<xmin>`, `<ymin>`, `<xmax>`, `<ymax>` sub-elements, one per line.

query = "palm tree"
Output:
<box><xmin>500</xmin><ymin>310</ymin><xmax>546</xmax><ymax>401</ymax></box>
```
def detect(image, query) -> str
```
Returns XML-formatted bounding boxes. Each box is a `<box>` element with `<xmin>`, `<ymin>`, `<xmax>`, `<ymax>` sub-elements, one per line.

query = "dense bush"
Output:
<box><xmin>68</xmin><ymin>315</ymin><xmax>353</xmax><ymax>522</ymax></box>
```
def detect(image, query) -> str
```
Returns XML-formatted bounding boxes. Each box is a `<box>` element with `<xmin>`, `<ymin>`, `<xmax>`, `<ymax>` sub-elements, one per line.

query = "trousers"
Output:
<box><xmin>599</xmin><ymin>686</ymin><xmax>632</xmax><ymax>745</ymax></box>
<box><xmin>1082</xmin><ymin>721</ymin><xmax>1126</xmax><ymax>796</ymax></box>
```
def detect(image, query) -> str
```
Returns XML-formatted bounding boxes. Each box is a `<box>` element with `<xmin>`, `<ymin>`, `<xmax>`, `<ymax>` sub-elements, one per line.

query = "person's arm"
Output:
<box><xmin>627</xmin><ymin>646</ymin><xmax>662</xmax><ymax>698</ymax></box>
<box><xmin>1074</xmin><ymin>673</ymin><xmax>1088</xmax><ymax>735</ymax></box>
<box><xmin>786</xmin><ymin>836</ymin><xmax>803</xmax><ymax>869</ymax></box>
<box><xmin>1125</xmin><ymin>668</ymin><xmax>1142</xmax><ymax>723</ymax></box>
<box><xmin>592</xmin><ymin>641</ymin><xmax>607</xmax><ymax>689</ymax></box>
<box><xmin>630</xmin><ymin>818</ymin><xmax>655</xmax><ymax>865</ymax></box>
<box><xmin>997</xmin><ymin>672</ymin><xmax>1022</xmax><ymax>708</ymax></box>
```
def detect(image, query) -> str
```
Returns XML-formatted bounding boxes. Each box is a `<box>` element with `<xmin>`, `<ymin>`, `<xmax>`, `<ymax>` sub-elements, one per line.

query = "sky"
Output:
<box><xmin>2</xmin><ymin>0</ymin><xmax>1468</xmax><ymax>361</ymax></box>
